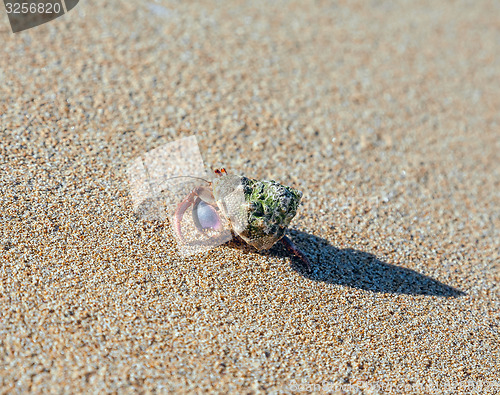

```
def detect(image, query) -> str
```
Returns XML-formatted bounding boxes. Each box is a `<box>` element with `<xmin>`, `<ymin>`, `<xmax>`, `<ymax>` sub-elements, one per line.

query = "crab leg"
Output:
<box><xmin>173</xmin><ymin>189</ymin><xmax>199</xmax><ymax>241</ymax></box>
<box><xmin>280</xmin><ymin>235</ymin><xmax>312</xmax><ymax>273</ymax></box>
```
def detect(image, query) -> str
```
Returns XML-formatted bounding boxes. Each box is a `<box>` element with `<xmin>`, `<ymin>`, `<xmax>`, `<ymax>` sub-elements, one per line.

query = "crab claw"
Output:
<box><xmin>173</xmin><ymin>186</ymin><xmax>221</xmax><ymax>243</ymax></box>
<box><xmin>192</xmin><ymin>199</ymin><xmax>222</xmax><ymax>232</ymax></box>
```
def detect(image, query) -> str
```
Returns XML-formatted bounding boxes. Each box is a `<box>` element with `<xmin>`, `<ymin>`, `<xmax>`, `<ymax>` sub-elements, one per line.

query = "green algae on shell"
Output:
<box><xmin>212</xmin><ymin>175</ymin><xmax>303</xmax><ymax>250</ymax></box>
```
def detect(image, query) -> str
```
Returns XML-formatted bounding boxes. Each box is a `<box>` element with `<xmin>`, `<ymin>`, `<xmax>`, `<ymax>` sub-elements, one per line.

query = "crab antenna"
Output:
<box><xmin>161</xmin><ymin>175</ymin><xmax>210</xmax><ymax>183</ymax></box>
<box><xmin>158</xmin><ymin>175</ymin><xmax>211</xmax><ymax>193</ymax></box>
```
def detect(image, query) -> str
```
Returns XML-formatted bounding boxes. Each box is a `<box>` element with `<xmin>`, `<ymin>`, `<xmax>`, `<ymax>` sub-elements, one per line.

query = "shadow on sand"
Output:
<box><xmin>227</xmin><ymin>229</ymin><xmax>465</xmax><ymax>297</ymax></box>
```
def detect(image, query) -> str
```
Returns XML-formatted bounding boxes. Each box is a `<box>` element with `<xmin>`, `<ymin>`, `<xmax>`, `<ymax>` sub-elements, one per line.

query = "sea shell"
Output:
<box><xmin>212</xmin><ymin>175</ymin><xmax>302</xmax><ymax>250</ymax></box>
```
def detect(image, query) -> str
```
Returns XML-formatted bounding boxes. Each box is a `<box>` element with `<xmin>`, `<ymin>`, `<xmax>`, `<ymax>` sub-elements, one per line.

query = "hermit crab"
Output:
<box><xmin>173</xmin><ymin>168</ymin><xmax>312</xmax><ymax>272</ymax></box>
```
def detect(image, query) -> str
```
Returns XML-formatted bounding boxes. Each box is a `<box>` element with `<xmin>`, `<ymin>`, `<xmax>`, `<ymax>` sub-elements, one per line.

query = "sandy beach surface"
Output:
<box><xmin>1</xmin><ymin>1</ymin><xmax>499</xmax><ymax>393</ymax></box>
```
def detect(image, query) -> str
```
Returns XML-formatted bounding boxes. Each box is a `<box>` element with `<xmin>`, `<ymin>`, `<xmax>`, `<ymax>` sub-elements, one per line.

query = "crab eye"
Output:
<box><xmin>193</xmin><ymin>200</ymin><xmax>222</xmax><ymax>231</ymax></box>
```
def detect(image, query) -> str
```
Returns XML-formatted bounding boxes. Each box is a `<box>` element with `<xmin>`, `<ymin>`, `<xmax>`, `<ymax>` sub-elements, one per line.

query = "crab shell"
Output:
<box><xmin>211</xmin><ymin>174</ymin><xmax>303</xmax><ymax>250</ymax></box>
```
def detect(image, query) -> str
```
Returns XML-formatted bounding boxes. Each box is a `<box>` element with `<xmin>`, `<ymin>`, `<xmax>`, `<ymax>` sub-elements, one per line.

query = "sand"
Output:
<box><xmin>1</xmin><ymin>0</ymin><xmax>499</xmax><ymax>393</ymax></box>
